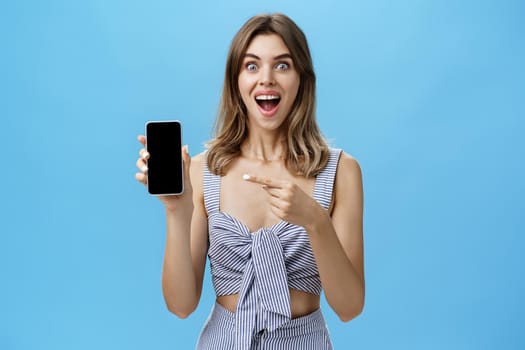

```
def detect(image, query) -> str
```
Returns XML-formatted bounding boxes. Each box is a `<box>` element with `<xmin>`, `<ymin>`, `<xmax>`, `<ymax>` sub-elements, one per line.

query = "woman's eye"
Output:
<box><xmin>246</xmin><ymin>63</ymin><xmax>257</xmax><ymax>71</ymax></box>
<box><xmin>276</xmin><ymin>62</ymin><xmax>289</xmax><ymax>71</ymax></box>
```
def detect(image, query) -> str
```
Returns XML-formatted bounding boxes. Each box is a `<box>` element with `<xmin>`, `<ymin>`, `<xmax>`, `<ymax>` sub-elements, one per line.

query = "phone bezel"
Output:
<box><xmin>145</xmin><ymin>120</ymin><xmax>184</xmax><ymax>196</ymax></box>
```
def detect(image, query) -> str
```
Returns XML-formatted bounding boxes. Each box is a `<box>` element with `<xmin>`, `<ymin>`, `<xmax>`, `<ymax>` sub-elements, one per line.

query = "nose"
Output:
<box><xmin>259</xmin><ymin>66</ymin><xmax>275</xmax><ymax>86</ymax></box>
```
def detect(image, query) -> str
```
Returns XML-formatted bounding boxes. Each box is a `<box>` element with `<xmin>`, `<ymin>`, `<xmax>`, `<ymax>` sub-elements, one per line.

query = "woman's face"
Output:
<box><xmin>238</xmin><ymin>34</ymin><xmax>300</xmax><ymax>132</ymax></box>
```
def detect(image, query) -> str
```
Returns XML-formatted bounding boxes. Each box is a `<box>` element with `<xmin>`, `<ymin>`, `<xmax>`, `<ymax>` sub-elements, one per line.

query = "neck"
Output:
<box><xmin>241</xmin><ymin>131</ymin><xmax>287</xmax><ymax>162</ymax></box>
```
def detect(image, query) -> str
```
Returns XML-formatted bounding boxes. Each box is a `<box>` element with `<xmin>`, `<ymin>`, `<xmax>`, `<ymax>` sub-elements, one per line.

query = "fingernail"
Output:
<box><xmin>141</xmin><ymin>165</ymin><xmax>148</xmax><ymax>173</ymax></box>
<box><xmin>242</xmin><ymin>174</ymin><xmax>250</xmax><ymax>180</ymax></box>
<box><xmin>142</xmin><ymin>151</ymin><xmax>150</xmax><ymax>159</ymax></box>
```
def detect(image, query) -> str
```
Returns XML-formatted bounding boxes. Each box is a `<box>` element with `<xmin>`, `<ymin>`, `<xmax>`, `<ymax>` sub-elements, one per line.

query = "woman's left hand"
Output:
<box><xmin>243</xmin><ymin>174</ymin><xmax>324</xmax><ymax>229</ymax></box>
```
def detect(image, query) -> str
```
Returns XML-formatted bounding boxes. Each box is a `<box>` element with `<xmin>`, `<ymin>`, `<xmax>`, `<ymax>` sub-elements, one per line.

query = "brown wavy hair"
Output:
<box><xmin>206</xmin><ymin>13</ymin><xmax>329</xmax><ymax>177</ymax></box>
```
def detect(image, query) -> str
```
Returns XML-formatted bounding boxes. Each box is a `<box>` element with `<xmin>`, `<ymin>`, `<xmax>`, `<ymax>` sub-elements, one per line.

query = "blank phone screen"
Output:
<box><xmin>146</xmin><ymin>121</ymin><xmax>183</xmax><ymax>195</ymax></box>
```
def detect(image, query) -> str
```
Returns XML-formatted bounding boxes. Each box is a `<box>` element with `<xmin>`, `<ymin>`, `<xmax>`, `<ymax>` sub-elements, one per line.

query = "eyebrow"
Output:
<box><xmin>244</xmin><ymin>53</ymin><xmax>293</xmax><ymax>60</ymax></box>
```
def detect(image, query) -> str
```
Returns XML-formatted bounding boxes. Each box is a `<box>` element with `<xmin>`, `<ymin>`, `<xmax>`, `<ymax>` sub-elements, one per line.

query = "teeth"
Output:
<box><xmin>255</xmin><ymin>95</ymin><xmax>280</xmax><ymax>100</ymax></box>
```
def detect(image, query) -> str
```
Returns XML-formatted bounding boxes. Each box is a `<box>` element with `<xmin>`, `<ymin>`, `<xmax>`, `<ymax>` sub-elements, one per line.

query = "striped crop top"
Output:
<box><xmin>203</xmin><ymin>148</ymin><xmax>342</xmax><ymax>349</ymax></box>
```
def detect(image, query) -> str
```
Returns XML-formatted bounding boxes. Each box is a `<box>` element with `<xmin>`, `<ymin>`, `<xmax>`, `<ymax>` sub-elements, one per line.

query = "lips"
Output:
<box><xmin>255</xmin><ymin>91</ymin><xmax>281</xmax><ymax>116</ymax></box>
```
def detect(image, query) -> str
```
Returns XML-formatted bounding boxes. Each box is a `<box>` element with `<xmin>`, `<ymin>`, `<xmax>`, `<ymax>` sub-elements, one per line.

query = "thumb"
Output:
<box><xmin>182</xmin><ymin>145</ymin><xmax>191</xmax><ymax>182</ymax></box>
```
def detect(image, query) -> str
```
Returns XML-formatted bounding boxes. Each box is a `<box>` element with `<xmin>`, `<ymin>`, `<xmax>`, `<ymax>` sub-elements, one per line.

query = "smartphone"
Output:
<box><xmin>145</xmin><ymin>120</ymin><xmax>184</xmax><ymax>195</ymax></box>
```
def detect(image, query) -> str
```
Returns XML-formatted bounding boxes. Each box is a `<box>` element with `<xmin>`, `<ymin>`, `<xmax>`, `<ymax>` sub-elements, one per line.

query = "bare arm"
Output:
<box><xmin>161</xmin><ymin>152</ymin><xmax>209</xmax><ymax>318</ymax></box>
<box><xmin>136</xmin><ymin>136</ymin><xmax>208</xmax><ymax>318</ymax></box>
<box><xmin>243</xmin><ymin>152</ymin><xmax>365</xmax><ymax>321</ymax></box>
<box><xmin>306</xmin><ymin>153</ymin><xmax>365</xmax><ymax>321</ymax></box>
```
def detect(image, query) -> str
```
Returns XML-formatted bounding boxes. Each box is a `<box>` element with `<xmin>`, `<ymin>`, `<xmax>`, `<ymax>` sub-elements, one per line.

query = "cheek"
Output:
<box><xmin>238</xmin><ymin>74</ymin><xmax>254</xmax><ymax>102</ymax></box>
<box><xmin>238</xmin><ymin>89</ymin><xmax>251</xmax><ymax>107</ymax></box>
<box><xmin>285</xmin><ymin>76</ymin><xmax>300</xmax><ymax>102</ymax></box>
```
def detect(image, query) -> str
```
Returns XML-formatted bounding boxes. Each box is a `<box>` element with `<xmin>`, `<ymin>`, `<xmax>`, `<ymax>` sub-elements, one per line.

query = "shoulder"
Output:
<box><xmin>191</xmin><ymin>151</ymin><xmax>207</xmax><ymax>167</ymax></box>
<box><xmin>336</xmin><ymin>151</ymin><xmax>362</xmax><ymax>178</ymax></box>
<box><xmin>189</xmin><ymin>151</ymin><xmax>208</xmax><ymax>198</ymax></box>
<box><xmin>189</xmin><ymin>151</ymin><xmax>207</xmax><ymax>176</ymax></box>
<box><xmin>334</xmin><ymin>151</ymin><xmax>363</xmax><ymax>199</ymax></box>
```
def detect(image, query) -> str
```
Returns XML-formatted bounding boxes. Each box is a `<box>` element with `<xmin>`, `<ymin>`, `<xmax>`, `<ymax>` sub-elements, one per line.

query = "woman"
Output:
<box><xmin>135</xmin><ymin>13</ymin><xmax>364</xmax><ymax>350</ymax></box>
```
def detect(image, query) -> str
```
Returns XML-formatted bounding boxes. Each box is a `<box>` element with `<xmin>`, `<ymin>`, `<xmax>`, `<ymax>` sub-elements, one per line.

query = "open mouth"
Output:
<box><xmin>255</xmin><ymin>94</ymin><xmax>281</xmax><ymax>111</ymax></box>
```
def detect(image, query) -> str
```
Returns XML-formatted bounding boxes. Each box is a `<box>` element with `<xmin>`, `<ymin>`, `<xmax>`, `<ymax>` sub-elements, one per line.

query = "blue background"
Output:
<box><xmin>2</xmin><ymin>0</ymin><xmax>524</xmax><ymax>349</ymax></box>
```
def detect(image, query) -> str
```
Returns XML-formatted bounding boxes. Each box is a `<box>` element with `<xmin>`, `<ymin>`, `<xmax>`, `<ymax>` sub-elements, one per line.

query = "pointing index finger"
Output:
<box><xmin>242</xmin><ymin>174</ymin><xmax>282</xmax><ymax>188</ymax></box>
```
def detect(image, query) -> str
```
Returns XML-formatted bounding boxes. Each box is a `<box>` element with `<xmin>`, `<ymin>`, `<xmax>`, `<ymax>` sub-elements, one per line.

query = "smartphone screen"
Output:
<box><xmin>145</xmin><ymin>121</ymin><xmax>184</xmax><ymax>195</ymax></box>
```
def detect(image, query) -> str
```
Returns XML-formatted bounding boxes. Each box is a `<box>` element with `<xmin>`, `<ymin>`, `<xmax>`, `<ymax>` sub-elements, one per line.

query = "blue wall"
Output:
<box><xmin>2</xmin><ymin>0</ymin><xmax>524</xmax><ymax>349</ymax></box>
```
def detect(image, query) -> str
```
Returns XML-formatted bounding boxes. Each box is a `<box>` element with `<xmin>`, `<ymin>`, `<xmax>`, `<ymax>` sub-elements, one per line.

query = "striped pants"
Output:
<box><xmin>196</xmin><ymin>303</ymin><xmax>333</xmax><ymax>349</ymax></box>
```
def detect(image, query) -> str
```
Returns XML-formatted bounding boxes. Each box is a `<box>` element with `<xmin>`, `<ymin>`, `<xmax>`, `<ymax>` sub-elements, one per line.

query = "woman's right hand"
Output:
<box><xmin>135</xmin><ymin>134</ymin><xmax>194</xmax><ymax>213</ymax></box>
